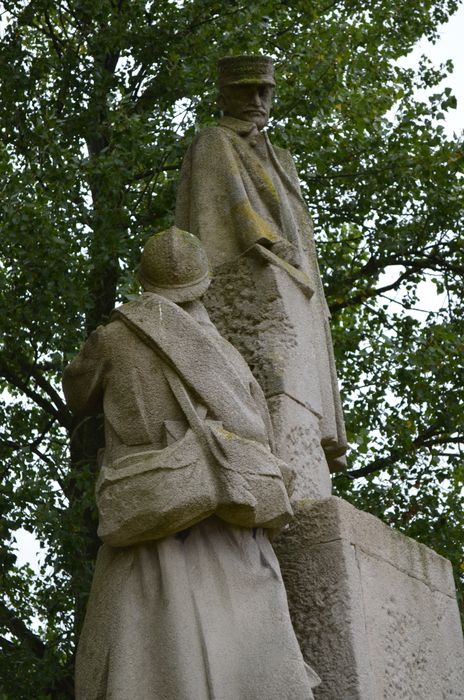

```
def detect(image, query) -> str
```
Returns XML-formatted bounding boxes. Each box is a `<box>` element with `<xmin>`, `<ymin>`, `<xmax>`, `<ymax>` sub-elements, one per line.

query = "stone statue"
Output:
<box><xmin>175</xmin><ymin>55</ymin><xmax>347</xmax><ymax>498</ymax></box>
<box><xmin>63</xmin><ymin>227</ymin><xmax>320</xmax><ymax>699</ymax></box>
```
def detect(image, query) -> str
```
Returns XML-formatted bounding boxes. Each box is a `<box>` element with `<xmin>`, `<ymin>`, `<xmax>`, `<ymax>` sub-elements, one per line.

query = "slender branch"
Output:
<box><xmin>421</xmin><ymin>437</ymin><xmax>464</xmax><ymax>448</ymax></box>
<box><xmin>329</xmin><ymin>267</ymin><xmax>414</xmax><ymax>313</ymax></box>
<box><xmin>56</xmin><ymin>3</ymin><xmax>71</xmax><ymax>39</ymax></box>
<box><xmin>0</xmin><ymin>602</ymin><xmax>46</xmax><ymax>659</ymax></box>
<box><xmin>130</xmin><ymin>162</ymin><xmax>180</xmax><ymax>183</ymax></box>
<box><xmin>328</xmin><ymin>247</ymin><xmax>462</xmax><ymax>314</ymax></box>
<box><xmin>0</xmin><ymin>635</ymin><xmax>14</xmax><ymax>651</ymax></box>
<box><xmin>0</xmin><ymin>359</ymin><xmax>72</xmax><ymax>429</ymax></box>
<box><xmin>1</xmin><ymin>437</ymin><xmax>57</xmax><ymax>470</ymax></box>
<box><xmin>0</xmin><ymin>606</ymin><xmax>74</xmax><ymax>694</ymax></box>
<box><xmin>22</xmin><ymin>359</ymin><xmax>69</xmax><ymax>419</ymax></box>
<box><xmin>342</xmin><ymin>422</ymin><xmax>456</xmax><ymax>479</ymax></box>
<box><xmin>43</xmin><ymin>10</ymin><xmax>64</xmax><ymax>58</ymax></box>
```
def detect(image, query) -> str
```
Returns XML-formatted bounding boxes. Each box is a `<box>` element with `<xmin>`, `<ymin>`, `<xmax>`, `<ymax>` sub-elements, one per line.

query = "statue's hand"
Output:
<box><xmin>270</xmin><ymin>239</ymin><xmax>301</xmax><ymax>268</ymax></box>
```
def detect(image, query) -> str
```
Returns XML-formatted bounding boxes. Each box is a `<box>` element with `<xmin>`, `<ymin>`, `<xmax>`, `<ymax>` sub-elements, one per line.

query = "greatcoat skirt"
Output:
<box><xmin>75</xmin><ymin>517</ymin><xmax>319</xmax><ymax>699</ymax></box>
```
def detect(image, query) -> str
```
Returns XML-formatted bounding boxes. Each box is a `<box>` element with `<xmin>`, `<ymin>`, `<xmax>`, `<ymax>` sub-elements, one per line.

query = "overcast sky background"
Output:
<box><xmin>399</xmin><ymin>2</ymin><xmax>463</xmax><ymax>137</ymax></box>
<box><xmin>378</xmin><ymin>3</ymin><xmax>464</xmax><ymax>317</ymax></box>
<box><xmin>14</xmin><ymin>4</ymin><xmax>464</xmax><ymax>572</ymax></box>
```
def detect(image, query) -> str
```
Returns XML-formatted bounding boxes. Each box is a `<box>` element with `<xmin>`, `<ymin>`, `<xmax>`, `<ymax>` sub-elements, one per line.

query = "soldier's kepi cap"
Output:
<box><xmin>217</xmin><ymin>55</ymin><xmax>275</xmax><ymax>88</ymax></box>
<box><xmin>138</xmin><ymin>226</ymin><xmax>211</xmax><ymax>304</ymax></box>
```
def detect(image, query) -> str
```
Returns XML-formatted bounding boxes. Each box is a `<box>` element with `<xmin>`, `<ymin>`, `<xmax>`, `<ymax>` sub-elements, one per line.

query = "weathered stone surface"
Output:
<box><xmin>274</xmin><ymin>497</ymin><xmax>464</xmax><ymax>699</ymax></box>
<box><xmin>204</xmin><ymin>253</ymin><xmax>333</xmax><ymax>498</ymax></box>
<box><xmin>204</xmin><ymin>253</ymin><xmax>298</xmax><ymax>400</ymax></box>
<box><xmin>267</xmin><ymin>394</ymin><xmax>331</xmax><ymax>500</ymax></box>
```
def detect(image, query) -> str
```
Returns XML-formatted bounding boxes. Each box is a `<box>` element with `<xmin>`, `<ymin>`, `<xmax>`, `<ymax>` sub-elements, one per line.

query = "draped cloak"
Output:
<box><xmin>175</xmin><ymin>117</ymin><xmax>347</xmax><ymax>469</ymax></box>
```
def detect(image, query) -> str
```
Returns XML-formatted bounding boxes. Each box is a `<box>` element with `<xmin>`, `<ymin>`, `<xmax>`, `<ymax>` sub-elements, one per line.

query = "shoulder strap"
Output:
<box><xmin>113</xmin><ymin>295</ymin><xmax>269</xmax><ymax>445</ymax></box>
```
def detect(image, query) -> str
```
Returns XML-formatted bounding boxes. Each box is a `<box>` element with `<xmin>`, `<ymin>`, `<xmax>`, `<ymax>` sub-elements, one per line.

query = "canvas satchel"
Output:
<box><xmin>163</xmin><ymin>364</ymin><xmax>294</xmax><ymax>531</ymax></box>
<box><xmin>96</xmin><ymin>422</ymin><xmax>218</xmax><ymax>547</ymax></box>
<box><xmin>96</xmin><ymin>364</ymin><xmax>293</xmax><ymax>547</ymax></box>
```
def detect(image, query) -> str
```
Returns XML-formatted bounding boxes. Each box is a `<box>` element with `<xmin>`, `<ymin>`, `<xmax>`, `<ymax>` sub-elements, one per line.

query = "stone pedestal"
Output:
<box><xmin>274</xmin><ymin>497</ymin><xmax>464</xmax><ymax>700</ymax></box>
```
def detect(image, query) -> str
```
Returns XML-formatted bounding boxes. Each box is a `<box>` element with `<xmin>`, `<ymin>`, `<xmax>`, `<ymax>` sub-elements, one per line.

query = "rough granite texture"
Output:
<box><xmin>268</xmin><ymin>394</ymin><xmax>331</xmax><ymax>500</ymax></box>
<box><xmin>204</xmin><ymin>255</ymin><xmax>300</xmax><ymax>400</ymax></box>
<box><xmin>204</xmin><ymin>254</ymin><xmax>332</xmax><ymax>498</ymax></box>
<box><xmin>274</xmin><ymin>497</ymin><xmax>464</xmax><ymax>700</ymax></box>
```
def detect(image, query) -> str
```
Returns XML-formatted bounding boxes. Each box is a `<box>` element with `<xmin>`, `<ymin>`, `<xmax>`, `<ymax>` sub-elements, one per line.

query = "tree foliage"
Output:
<box><xmin>0</xmin><ymin>0</ymin><xmax>462</xmax><ymax>696</ymax></box>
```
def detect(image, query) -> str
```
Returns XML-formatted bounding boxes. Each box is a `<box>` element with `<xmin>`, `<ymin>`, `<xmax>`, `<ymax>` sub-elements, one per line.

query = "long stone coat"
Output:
<box><xmin>63</xmin><ymin>295</ymin><xmax>319</xmax><ymax>700</ymax></box>
<box><xmin>175</xmin><ymin>117</ymin><xmax>347</xmax><ymax>481</ymax></box>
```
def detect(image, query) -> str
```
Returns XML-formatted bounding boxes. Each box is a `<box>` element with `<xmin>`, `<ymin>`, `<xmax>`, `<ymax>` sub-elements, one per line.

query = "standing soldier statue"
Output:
<box><xmin>175</xmin><ymin>55</ymin><xmax>347</xmax><ymax>498</ymax></box>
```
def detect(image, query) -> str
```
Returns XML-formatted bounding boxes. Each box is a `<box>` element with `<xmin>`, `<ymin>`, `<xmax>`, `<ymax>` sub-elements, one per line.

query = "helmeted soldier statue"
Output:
<box><xmin>64</xmin><ymin>227</ymin><xmax>320</xmax><ymax>700</ymax></box>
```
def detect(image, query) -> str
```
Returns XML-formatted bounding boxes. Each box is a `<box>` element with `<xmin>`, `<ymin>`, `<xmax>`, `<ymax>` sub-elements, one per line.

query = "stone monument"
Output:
<box><xmin>174</xmin><ymin>55</ymin><xmax>464</xmax><ymax>698</ymax></box>
<box><xmin>63</xmin><ymin>227</ymin><xmax>320</xmax><ymax>699</ymax></box>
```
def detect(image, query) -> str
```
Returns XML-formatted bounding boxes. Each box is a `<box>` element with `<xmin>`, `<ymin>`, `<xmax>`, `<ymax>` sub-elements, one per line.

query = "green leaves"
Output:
<box><xmin>0</xmin><ymin>0</ymin><xmax>463</xmax><ymax>694</ymax></box>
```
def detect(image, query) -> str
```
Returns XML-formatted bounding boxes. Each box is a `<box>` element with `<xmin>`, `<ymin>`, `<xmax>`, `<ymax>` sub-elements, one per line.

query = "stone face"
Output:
<box><xmin>274</xmin><ymin>497</ymin><xmax>464</xmax><ymax>700</ymax></box>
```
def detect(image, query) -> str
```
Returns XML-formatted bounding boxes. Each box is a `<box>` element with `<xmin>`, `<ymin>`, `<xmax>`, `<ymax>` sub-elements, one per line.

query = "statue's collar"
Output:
<box><xmin>218</xmin><ymin>116</ymin><xmax>263</xmax><ymax>146</ymax></box>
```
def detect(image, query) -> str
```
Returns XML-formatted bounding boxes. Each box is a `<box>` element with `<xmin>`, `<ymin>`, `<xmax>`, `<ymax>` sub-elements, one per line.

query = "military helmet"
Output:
<box><xmin>138</xmin><ymin>226</ymin><xmax>210</xmax><ymax>303</ymax></box>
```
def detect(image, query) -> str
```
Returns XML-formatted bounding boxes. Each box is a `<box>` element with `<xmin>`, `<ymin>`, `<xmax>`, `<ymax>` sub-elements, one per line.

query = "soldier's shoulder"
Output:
<box><xmin>108</xmin><ymin>299</ymin><xmax>142</xmax><ymax>328</ymax></box>
<box><xmin>83</xmin><ymin>324</ymin><xmax>108</xmax><ymax>353</ymax></box>
<box><xmin>191</xmin><ymin>123</ymin><xmax>232</xmax><ymax>146</ymax></box>
<box><xmin>96</xmin><ymin>316</ymin><xmax>137</xmax><ymax>364</ymax></box>
<box><xmin>272</xmin><ymin>142</ymin><xmax>297</xmax><ymax>168</ymax></box>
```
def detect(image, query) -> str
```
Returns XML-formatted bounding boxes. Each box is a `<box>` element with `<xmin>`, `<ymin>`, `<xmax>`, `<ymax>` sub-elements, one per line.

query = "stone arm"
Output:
<box><xmin>62</xmin><ymin>326</ymin><xmax>109</xmax><ymax>417</ymax></box>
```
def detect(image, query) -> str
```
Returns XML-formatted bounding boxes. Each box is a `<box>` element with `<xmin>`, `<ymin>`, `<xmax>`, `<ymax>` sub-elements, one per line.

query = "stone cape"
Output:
<box><xmin>65</xmin><ymin>295</ymin><xmax>320</xmax><ymax>699</ymax></box>
<box><xmin>175</xmin><ymin>116</ymin><xmax>347</xmax><ymax>468</ymax></box>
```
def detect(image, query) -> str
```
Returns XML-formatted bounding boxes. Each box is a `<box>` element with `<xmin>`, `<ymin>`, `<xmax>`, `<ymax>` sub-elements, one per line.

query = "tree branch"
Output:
<box><xmin>43</xmin><ymin>10</ymin><xmax>64</xmax><ymax>58</ymax></box>
<box><xmin>0</xmin><ymin>602</ymin><xmax>46</xmax><ymax>659</ymax></box>
<box><xmin>19</xmin><ymin>356</ymin><xmax>70</xmax><ymax>419</ymax></box>
<box><xmin>0</xmin><ymin>607</ymin><xmax>74</xmax><ymax>695</ymax></box>
<box><xmin>0</xmin><ymin>635</ymin><xmax>14</xmax><ymax>651</ymax></box>
<box><xmin>1</xmin><ymin>437</ymin><xmax>59</xmax><ymax>472</ymax></box>
<box><xmin>342</xmin><ymin>422</ymin><xmax>456</xmax><ymax>479</ymax></box>
<box><xmin>328</xmin><ymin>247</ymin><xmax>461</xmax><ymax>314</ymax></box>
<box><xmin>0</xmin><ymin>358</ymin><xmax>72</xmax><ymax>429</ymax></box>
<box><xmin>329</xmin><ymin>267</ymin><xmax>415</xmax><ymax>313</ymax></box>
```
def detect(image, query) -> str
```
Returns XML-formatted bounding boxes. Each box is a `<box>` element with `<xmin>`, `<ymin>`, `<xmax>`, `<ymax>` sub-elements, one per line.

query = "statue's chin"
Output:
<box><xmin>243</xmin><ymin>115</ymin><xmax>268</xmax><ymax>130</ymax></box>
<box><xmin>254</xmin><ymin>118</ymin><xmax>268</xmax><ymax>131</ymax></box>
